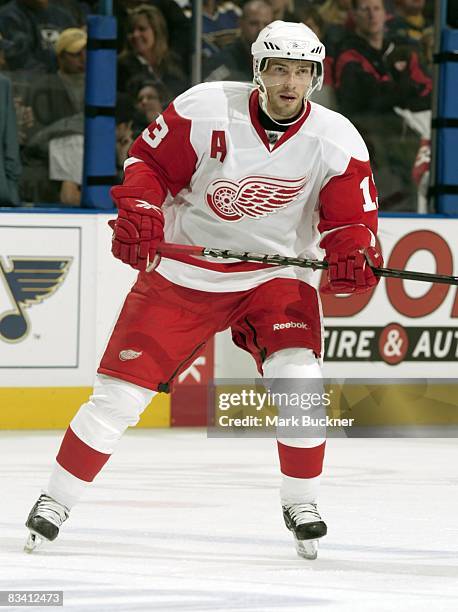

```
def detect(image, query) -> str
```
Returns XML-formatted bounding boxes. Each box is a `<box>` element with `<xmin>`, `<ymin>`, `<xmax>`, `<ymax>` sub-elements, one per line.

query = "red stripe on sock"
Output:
<box><xmin>56</xmin><ymin>426</ymin><xmax>111</xmax><ymax>482</ymax></box>
<box><xmin>277</xmin><ymin>441</ymin><xmax>326</xmax><ymax>478</ymax></box>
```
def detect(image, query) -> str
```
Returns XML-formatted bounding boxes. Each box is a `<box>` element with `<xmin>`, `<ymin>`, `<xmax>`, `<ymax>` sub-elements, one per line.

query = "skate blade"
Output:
<box><xmin>294</xmin><ymin>537</ymin><xmax>319</xmax><ymax>560</ymax></box>
<box><xmin>24</xmin><ymin>531</ymin><xmax>45</xmax><ymax>554</ymax></box>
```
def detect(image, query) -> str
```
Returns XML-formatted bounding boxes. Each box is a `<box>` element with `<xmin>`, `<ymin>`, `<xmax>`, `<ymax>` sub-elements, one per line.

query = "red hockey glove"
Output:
<box><xmin>108</xmin><ymin>185</ymin><xmax>164</xmax><ymax>271</ymax></box>
<box><xmin>321</xmin><ymin>246</ymin><xmax>383</xmax><ymax>294</ymax></box>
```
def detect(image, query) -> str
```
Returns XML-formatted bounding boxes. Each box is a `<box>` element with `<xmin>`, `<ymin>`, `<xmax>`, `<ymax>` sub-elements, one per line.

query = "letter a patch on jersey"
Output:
<box><xmin>210</xmin><ymin>131</ymin><xmax>227</xmax><ymax>163</ymax></box>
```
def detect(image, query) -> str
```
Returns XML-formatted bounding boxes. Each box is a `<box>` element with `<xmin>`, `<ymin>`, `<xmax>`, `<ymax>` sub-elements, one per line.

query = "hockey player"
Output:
<box><xmin>25</xmin><ymin>21</ymin><xmax>383</xmax><ymax>560</ymax></box>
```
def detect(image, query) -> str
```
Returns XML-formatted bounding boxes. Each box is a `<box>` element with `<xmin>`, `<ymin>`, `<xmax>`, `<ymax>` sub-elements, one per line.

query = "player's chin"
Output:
<box><xmin>278</xmin><ymin>100</ymin><xmax>301</xmax><ymax>117</ymax></box>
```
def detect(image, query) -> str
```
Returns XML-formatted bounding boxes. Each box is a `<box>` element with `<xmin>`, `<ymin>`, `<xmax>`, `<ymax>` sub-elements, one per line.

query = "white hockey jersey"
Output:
<box><xmin>125</xmin><ymin>81</ymin><xmax>379</xmax><ymax>292</ymax></box>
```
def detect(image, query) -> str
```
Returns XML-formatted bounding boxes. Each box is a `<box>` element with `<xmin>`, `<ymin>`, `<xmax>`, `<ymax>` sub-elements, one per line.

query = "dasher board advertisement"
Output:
<box><xmin>0</xmin><ymin>224</ymin><xmax>81</xmax><ymax>368</ymax></box>
<box><xmin>322</xmin><ymin>217</ymin><xmax>458</xmax><ymax>378</ymax></box>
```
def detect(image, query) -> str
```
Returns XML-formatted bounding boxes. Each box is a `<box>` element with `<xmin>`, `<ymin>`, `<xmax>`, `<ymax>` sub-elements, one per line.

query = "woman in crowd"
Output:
<box><xmin>117</xmin><ymin>3</ymin><xmax>188</xmax><ymax>101</ymax></box>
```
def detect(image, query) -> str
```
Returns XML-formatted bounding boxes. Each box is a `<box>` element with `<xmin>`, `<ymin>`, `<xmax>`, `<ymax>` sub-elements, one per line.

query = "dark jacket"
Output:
<box><xmin>25</xmin><ymin>112</ymin><xmax>83</xmax><ymax>158</ymax></box>
<box><xmin>0</xmin><ymin>73</ymin><xmax>21</xmax><ymax>205</ymax></box>
<box><xmin>30</xmin><ymin>72</ymin><xmax>84</xmax><ymax>127</ymax></box>
<box><xmin>334</xmin><ymin>33</ymin><xmax>432</xmax><ymax>211</ymax></box>
<box><xmin>385</xmin><ymin>14</ymin><xmax>433</xmax><ymax>45</ymax></box>
<box><xmin>203</xmin><ymin>37</ymin><xmax>253</xmax><ymax>83</ymax></box>
<box><xmin>334</xmin><ymin>33</ymin><xmax>432</xmax><ymax>120</ymax></box>
<box><xmin>117</xmin><ymin>52</ymin><xmax>188</xmax><ymax>102</ymax></box>
<box><xmin>0</xmin><ymin>0</ymin><xmax>76</xmax><ymax>72</ymax></box>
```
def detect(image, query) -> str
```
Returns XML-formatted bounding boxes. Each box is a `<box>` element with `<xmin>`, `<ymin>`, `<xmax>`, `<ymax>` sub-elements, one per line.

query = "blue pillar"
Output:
<box><xmin>434</xmin><ymin>0</ymin><xmax>458</xmax><ymax>214</ymax></box>
<box><xmin>81</xmin><ymin>14</ymin><xmax>117</xmax><ymax>209</ymax></box>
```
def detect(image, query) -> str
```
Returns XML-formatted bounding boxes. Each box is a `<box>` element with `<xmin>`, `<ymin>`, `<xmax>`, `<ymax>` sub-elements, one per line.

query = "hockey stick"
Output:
<box><xmin>152</xmin><ymin>242</ymin><xmax>458</xmax><ymax>286</ymax></box>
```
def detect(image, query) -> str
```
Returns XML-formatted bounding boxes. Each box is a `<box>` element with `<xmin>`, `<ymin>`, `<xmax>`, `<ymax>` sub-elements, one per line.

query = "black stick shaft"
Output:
<box><xmin>200</xmin><ymin>248</ymin><xmax>458</xmax><ymax>286</ymax></box>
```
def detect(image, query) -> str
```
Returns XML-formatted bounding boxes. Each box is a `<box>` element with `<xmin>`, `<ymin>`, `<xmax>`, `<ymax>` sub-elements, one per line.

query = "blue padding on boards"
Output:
<box><xmin>439</xmin><ymin>129</ymin><xmax>458</xmax><ymax>184</ymax></box>
<box><xmin>82</xmin><ymin>185</ymin><xmax>114</xmax><ymax>209</ymax></box>
<box><xmin>86</xmin><ymin>15</ymin><xmax>117</xmax><ymax>106</ymax></box>
<box><xmin>83</xmin><ymin>15</ymin><xmax>117</xmax><ymax>208</ymax></box>
<box><xmin>442</xmin><ymin>29</ymin><xmax>458</xmax><ymax>52</ymax></box>
<box><xmin>82</xmin><ymin>115</ymin><xmax>116</xmax><ymax>209</ymax></box>
<box><xmin>440</xmin><ymin>30</ymin><xmax>458</xmax><ymax>118</ymax></box>
<box><xmin>437</xmin><ymin>195</ymin><xmax>458</xmax><ymax>215</ymax></box>
<box><xmin>84</xmin><ymin>116</ymin><xmax>116</xmax><ymax>174</ymax></box>
<box><xmin>436</xmin><ymin>29</ymin><xmax>458</xmax><ymax>214</ymax></box>
<box><xmin>437</xmin><ymin>128</ymin><xmax>458</xmax><ymax>214</ymax></box>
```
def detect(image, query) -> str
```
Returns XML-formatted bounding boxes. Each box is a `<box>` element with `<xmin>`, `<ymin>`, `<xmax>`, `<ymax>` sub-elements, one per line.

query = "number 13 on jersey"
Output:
<box><xmin>360</xmin><ymin>175</ymin><xmax>378</xmax><ymax>212</ymax></box>
<box><xmin>142</xmin><ymin>115</ymin><xmax>169</xmax><ymax>149</ymax></box>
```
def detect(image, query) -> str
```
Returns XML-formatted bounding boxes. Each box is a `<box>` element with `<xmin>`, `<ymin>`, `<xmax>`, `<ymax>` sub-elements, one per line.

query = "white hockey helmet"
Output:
<box><xmin>251</xmin><ymin>21</ymin><xmax>326</xmax><ymax>109</ymax></box>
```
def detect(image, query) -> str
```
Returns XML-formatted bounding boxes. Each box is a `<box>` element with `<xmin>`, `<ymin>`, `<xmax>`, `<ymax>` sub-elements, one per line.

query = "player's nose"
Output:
<box><xmin>283</xmin><ymin>73</ymin><xmax>297</xmax><ymax>88</ymax></box>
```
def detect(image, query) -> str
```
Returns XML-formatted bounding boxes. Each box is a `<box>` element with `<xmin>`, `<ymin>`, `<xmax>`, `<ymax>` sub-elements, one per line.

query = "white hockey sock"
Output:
<box><xmin>47</xmin><ymin>375</ymin><xmax>155</xmax><ymax>509</ymax></box>
<box><xmin>46</xmin><ymin>462</ymin><xmax>91</xmax><ymax>510</ymax></box>
<box><xmin>263</xmin><ymin>348</ymin><xmax>326</xmax><ymax>505</ymax></box>
<box><xmin>280</xmin><ymin>473</ymin><xmax>321</xmax><ymax>505</ymax></box>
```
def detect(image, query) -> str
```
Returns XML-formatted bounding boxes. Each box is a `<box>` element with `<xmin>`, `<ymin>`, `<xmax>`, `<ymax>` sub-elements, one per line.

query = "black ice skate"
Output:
<box><xmin>282</xmin><ymin>502</ymin><xmax>327</xmax><ymax>560</ymax></box>
<box><xmin>24</xmin><ymin>493</ymin><xmax>69</xmax><ymax>553</ymax></box>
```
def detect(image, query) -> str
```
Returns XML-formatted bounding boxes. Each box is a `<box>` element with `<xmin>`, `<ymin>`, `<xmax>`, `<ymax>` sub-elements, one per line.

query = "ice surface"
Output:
<box><xmin>1</xmin><ymin>430</ymin><xmax>457</xmax><ymax>611</ymax></box>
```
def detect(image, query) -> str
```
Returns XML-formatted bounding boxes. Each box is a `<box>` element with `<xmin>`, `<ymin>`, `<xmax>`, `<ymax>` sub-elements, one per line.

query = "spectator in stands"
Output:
<box><xmin>0</xmin><ymin>32</ymin><xmax>11</xmax><ymax>69</ymax></box>
<box><xmin>59</xmin><ymin>0</ymin><xmax>90</xmax><ymax>26</ymax></box>
<box><xmin>114</xmin><ymin>79</ymin><xmax>166</xmax><ymax>178</ymax></box>
<box><xmin>386</xmin><ymin>0</ymin><xmax>432</xmax><ymax>44</ymax></box>
<box><xmin>30</xmin><ymin>27</ymin><xmax>86</xmax><ymax>127</ymax></box>
<box><xmin>0</xmin><ymin>0</ymin><xmax>77</xmax><ymax>72</ymax></box>
<box><xmin>202</xmin><ymin>0</ymin><xmax>241</xmax><ymax>58</ymax></box>
<box><xmin>334</xmin><ymin>0</ymin><xmax>432</xmax><ymax>210</ymax></box>
<box><xmin>117</xmin><ymin>4</ymin><xmax>188</xmax><ymax>100</ymax></box>
<box><xmin>134</xmin><ymin>78</ymin><xmax>165</xmax><ymax>124</ymax></box>
<box><xmin>204</xmin><ymin>0</ymin><xmax>273</xmax><ymax>82</ymax></box>
<box><xmin>47</xmin><ymin>127</ymin><xmax>84</xmax><ymax>205</ymax></box>
<box><xmin>0</xmin><ymin>72</ymin><xmax>21</xmax><ymax>205</ymax></box>
<box><xmin>298</xmin><ymin>4</ymin><xmax>337</xmax><ymax>109</ymax></box>
<box><xmin>115</xmin><ymin>1</ymin><xmax>192</xmax><ymax>72</ymax></box>
<box><xmin>20</xmin><ymin>27</ymin><xmax>86</xmax><ymax>205</ymax></box>
<box><xmin>316</xmin><ymin>0</ymin><xmax>352</xmax><ymax>57</ymax></box>
<box><xmin>269</xmin><ymin>0</ymin><xmax>298</xmax><ymax>22</ymax></box>
<box><xmin>114</xmin><ymin>93</ymin><xmax>135</xmax><ymax>181</ymax></box>
<box><xmin>319</xmin><ymin>0</ymin><xmax>352</xmax><ymax>26</ymax></box>
<box><xmin>0</xmin><ymin>32</ymin><xmax>35</xmax><ymax>144</ymax></box>
<box><xmin>11</xmin><ymin>88</ymin><xmax>34</xmax><ymax>146</ymax></box>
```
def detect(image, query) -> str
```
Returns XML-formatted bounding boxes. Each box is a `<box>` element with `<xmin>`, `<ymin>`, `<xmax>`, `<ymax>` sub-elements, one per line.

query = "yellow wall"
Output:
<box><xmin>0</xmin><ymin>388</ymin><xmax>170</xmax><ymax>429</ymax></box>
<box><xmin>1</xmin><ymin>384</ymin><xmax>456</xmax><ymax>429</ymax></box>
<box><xmin>328</xmin><ymin>383</ymin><xmax>458</xmax><ymax>425</ymax></box>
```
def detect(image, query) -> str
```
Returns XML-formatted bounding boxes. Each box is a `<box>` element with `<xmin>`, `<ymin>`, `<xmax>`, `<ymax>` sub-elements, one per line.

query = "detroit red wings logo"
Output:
<box><xmin>205</xmin><ymin>175</ymin><xmax>308</xmax><ymax>222</ymax></box>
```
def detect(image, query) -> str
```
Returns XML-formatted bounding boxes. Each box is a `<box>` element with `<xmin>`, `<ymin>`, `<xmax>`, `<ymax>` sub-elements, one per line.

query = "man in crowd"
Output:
<box><xmin>0</xmin><ymin>0</ymin><xmax>77</xmax><ymax>72</ymax></box>
<box><xmin>20</xmin><ymin>27</ymin><xmax>86</xmax><ymax>204</ymax></box>
<box><xmin>0</xmin><ymin>70</ymin><xmax>21</xmax><ymax>205</ymax></box>
<box><xmin>334</xmin><ymin>0</ymin><xmax>432</xmax><ymax>210</ymax></box>
<box><xmin>386</xmin><ymin>0</ymin><xmax>432</xmax><ymax>44</ymax></box>
<box><xmin>204</xmin><ymin>0</ymin><xmax>273</xmax><ymax>82</ymax></box>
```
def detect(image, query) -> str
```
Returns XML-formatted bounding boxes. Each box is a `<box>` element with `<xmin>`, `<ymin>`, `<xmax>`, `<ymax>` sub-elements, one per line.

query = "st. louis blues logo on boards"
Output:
<box><xmin>205</xmin><ymin>175</ymin><xmax>308</xmax><ymax>222</ymax></box>
<box><xmin>0</xmin><ymin>257</ymin><xmax>72</xmax><ymax>343</ymax></box>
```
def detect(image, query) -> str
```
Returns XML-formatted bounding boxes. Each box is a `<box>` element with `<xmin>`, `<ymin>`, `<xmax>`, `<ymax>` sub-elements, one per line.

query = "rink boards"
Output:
<box><xmin>0</xmin><ymin>211</ymin><xmax>456</xmax><ymax>428</ymax></box>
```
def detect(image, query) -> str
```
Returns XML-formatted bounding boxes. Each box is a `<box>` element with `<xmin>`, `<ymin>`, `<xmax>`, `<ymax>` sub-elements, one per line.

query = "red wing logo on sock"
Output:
<box><xmin>119</xmin><ymin>349</ymin><xmax>143</xmax><ymax>361</ymax></box>
<box><xmin>205</xmin><ymin>175</ymin><xmax>308</xmax><ymax>222</ymax></box>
